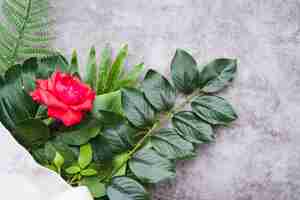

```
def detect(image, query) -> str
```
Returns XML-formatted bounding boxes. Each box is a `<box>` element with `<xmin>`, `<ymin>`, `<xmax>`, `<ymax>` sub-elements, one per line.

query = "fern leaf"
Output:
<box><xmin>0</xmin><ymin>0</ymin><xmax>54</xmax><ymax>74</ymax></box>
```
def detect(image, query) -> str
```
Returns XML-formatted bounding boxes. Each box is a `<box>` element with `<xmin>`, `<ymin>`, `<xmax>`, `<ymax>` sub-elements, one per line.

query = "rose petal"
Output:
<box><xmin>48</xmin><ymin>107</ymin><xmax>83</xmax><ymax>126</ymax></box>
<box><xmin>36</xmin><ymin>89</ymin><xmax>69</xmax><ymax>110</ymax></box>
<box><xmin>70</xmin><ymin>99</ymin><xmax>93</xmax><ymax>111</ymax></box>
<box><xmin>36</xmin><ymin>79</ymin><xmax>48</xmax><ymax>90</ymax></box>
<box><xmin>30</xmin><ymin>89</ymin><xmax>42</xmax><ymax>103</ymax></box>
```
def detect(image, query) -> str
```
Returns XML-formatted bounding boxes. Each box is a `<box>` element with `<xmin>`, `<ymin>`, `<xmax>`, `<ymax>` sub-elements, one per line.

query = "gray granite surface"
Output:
<box><xmin>11</xmin><ymin>0</ymin><xmax>300</xmax><ymax>199</ymax></box>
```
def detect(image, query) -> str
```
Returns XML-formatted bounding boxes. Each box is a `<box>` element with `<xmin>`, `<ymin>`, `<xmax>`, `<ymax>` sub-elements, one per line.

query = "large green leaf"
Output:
<box><xmin>81</xmin><ymin>177</ymin><xmax>106</xmax><ymax>198</ymax></box>
<box><xmin>151</xmin><ymin>128</ymin><xmax>194</xmax><ymax>160</ymax></box>
<box><xmin>37</xmin><ymin>55</ymin><xmax>69</xmax><ymax>78</ymax></box>
<box><xmin>107</xmin><ymin>176</ymin><xmax>149</xmax><ymax>200</ymax></box>
<box><xmin>15</xmin><ymin>119</ymin><xmax>50</xmax><ymax>149</ymax></box>
<box><xmin>172</xmin><ymin>111</ymin><xmax>214</xmax><ymax>143</ymax></box>
<box><xmin>91</xmin><ymin>135</ymin><xmax>114</xmax><ymax>162</ymax></box>
<box><xmin>142</xmin><ymin>70</ymin><xmax>176</xmax><ymax>111</ymax></box>
<box><xmin>198</xmin><ymin>58</ymin><xmax>237</xmax><ymax>93</ymax></box>
<box><xmin>171</xmin><ymin>49</ymin><xmax>199</xmax><ymax>94</ymax></box>
<box><xmin>102</xmin><ymin>121</ymin><xmax>137</xmax><ymax>154</ymax></box>
<box><xmin>129</xmin><ymin>148</ymin><xmax>175</xmax><ymax>183</ymax></box>
<box><xmin>191</xmin><ymin>95</ymin><xmax>237</xmax><ymax>125</ymax></box>
<box><xmin>79</xmin><ymin>143</ymin><xmax>93</xmax><ymax>169</ymax></box>
<box><xmin>0</xmin><ymin>58</ymin><xmax>38</xmax><ymax>132</ymax></box>
<box><xmin>121</xmin><ymin>88</ymin><xmax>155</xmax><ymax>128</ymax></box>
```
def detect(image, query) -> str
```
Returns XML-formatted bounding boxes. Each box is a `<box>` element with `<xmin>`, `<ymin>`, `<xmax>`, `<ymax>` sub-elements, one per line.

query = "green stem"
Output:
<box><xmin>9</xmin><ymin>0</ymin><xmax>32</xmax><ymax>67</ymax></box>
<box><xmin>107</xmin><ymin>89</ymin><xmax>203</xmax><ymax>180</ymax></box>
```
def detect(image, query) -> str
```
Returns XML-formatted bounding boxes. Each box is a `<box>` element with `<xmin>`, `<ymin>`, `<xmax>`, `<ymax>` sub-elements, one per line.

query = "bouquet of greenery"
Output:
<box><xmin>0</xmin><ymin>0</ymin><xmax>238</xmax><ymax>199</ymax></box>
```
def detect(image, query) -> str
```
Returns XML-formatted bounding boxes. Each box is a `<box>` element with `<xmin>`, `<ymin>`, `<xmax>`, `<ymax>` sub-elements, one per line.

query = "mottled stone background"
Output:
<box><xmin>25</xmin><ymin>0</ymin><xmax>300</xmax><ymax>199</ymax></box>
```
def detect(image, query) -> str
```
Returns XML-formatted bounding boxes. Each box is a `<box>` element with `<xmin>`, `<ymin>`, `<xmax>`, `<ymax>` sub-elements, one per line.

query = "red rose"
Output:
<box><xmin>30</xmin><ymin>70</ymin><xmax>96</xmax><ymax>126</ymax></box>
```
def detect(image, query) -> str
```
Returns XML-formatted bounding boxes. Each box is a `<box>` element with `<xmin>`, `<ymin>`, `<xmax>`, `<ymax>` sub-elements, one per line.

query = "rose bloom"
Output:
<box><xmin>30</xmin><ymin>70</ymin><xmax>96</xmax><ymax>126</ymax></box>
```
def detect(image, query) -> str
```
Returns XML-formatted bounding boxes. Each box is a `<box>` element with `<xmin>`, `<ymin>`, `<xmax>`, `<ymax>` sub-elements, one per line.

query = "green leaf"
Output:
<box><xmin>91</xmin><ymin>135</ymin><xmax>114</xmax><ymax>162</ymax></box>
<box><xmin>66</xmin><ymin>165</ymin><xmax>81</xmax><ymax>174</ymax></box>
<box><xmin>112</xmin><ymin>153</ymin><xmax>129</xmax><ymax>177</ymax></box>
<box><xmin>102</xmin><ymin>121</ymin><xmax>136</xmax><ymax>154</ymax></box>
<box><xmin>37</xmin><ymin>55</ymin><xmax>69</xmax><ymax>78</ymax></box>
<box><xmin>172</xmin><ymin>111</ymin><xmax>214</xmax><ymax>143</ymax></box>
<box><xmin>105</xmin><ymin>44</ymin><xmax>128</xmax><ymax>92</ymax></box>
<box><xmin>199</xmin><ymin>58</ymin><xmax>237</xmax><ymax>93</ymax></box>
<box><xmin>81</xmin><ymin>177</ymin><xmax>106</xmax><ymax>198</ymax></box>
<box><xmin>84</xmin><ymin>46</ymin><xmax>97</xmax><ymax>88</ymax></box>
<box><xmin>96</xmin><ymin>44</ymin><xmax>112</xmax><ymax>94</ymax></box>
<box><xmin>171</xmin><ymin>49</ymin><xmax>199</xmax><ymax>94</ymax></box>
<box><xmin>58</xmin><ymin>126</ymin><xmax>100</xmax><ymax>146</ymax></box>
<box><xmin>114</xmin><ymin>63</ymin><xmax>144</xmax><ymax>90</ymax></box>
<box><xmin>121</xmin><ymin>88</ymin><xmax>155</xmax><ymax>128</ymax></box>
<box><xmin>32</xmin><ymin>148</ymin><xmax>48</xmax><ymax>165</ymax></box>
<box><xmin>81</xmin><ymin>168</ymin><xmax>98</xmax><ymax>176</ymax></box>
<box><xmin>151</xmin><ymin>128</ymin><xmax>194</xmax><ymax>159</ymax></box>
<box><xmin>92</xmin><ymin>90</ymin><xmax>123</xmax><ymax>117</ymax></box>
<box><xmin>129</xmin><ymin>148</ymin><xmax>175</xmax><ymax>183</ymax></box>
<box><xmin>69</xmin><ymin>49</ymin><xmax>79</xmax><ymax>75</ymax></box>
<box><xmin>141</xmin><ymin>69</ymin><xmax>176</xmax><ymax>111</ymax></box>
<box><xmin>79</xmin><ymin>143</ymin><xmax>93</xmax><ymax>169</ymax></box>
<box><xmin>97</xmin><ymin>110</ymin><xmax>124</xmax><ymax>126</ymax></box>
<box><xmin>107</xmin><ymin>176</ymin><xmax>149</xmax><ymax>200</ymax></box>
<box><xmin>191</xmin><ymin>95</ymin><xmax>238</xmax><ymax>125</ymax></box>
<box><xmin>53</xmin><ymin>152</ymin><xmax>64</xmax><ymax>170</ymax></box>
<box><xmin>15</xmin><ymin>119</ymin><xmax>50</xmax><ymax>148</ymax></box>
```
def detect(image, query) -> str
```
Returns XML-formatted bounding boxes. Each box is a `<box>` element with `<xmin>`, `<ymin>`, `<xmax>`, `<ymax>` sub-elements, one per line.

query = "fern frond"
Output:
<box><xmin>0</xmin><ymin>0</ymin><xmax>55</xmax><ymax>74</ymax></box>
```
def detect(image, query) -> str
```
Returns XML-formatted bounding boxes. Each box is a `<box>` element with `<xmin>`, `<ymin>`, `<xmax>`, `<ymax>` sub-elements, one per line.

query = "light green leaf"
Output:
<box><xmin>66</xmin><ymin>165</ymin><xmax>81</xmax><ymax>174</ymax></box>
<box><xmin>105</xmin><ymin>44</ymin><xmax>128</xmax><ymax>92</ymax></box>
<box><xmin>191</xmin><ymin>95</ymin><xmax>238</xmax><ymax>125</ymax></box>
<box><xmin>69</xmin><ymin>49</ymin><xmax>79</xmax><ymax>75</ymax></box>
<box><xmin>171</xmin><ymin>49</ymin><xmax>199</xmax><ymax>94</ymax></box>
<box><xmin>84</xmin><ymin>46</ymin><xmax>97</xmax><ymax>88</ymax></box>
<box><xmin>81</xmin><ymin>177</ymin><xmax>106</xmax><ymax>198</ymax></box>
<box><xmin>53</xmin><ymin>152</ymin><xmax>64</xmax><ymax>170</ymax></box>
<box><xmin>172</xmin><ymin>111</ymin><xmax>214</xmax><ymax>143</ymax></box>
<box><xmin>129</xmin><ymin>148</ymin><xmax>175</xmax><ymax>183</ymax></box>
<box><xmin>151</xmin><ymin>128</ymin><xmax>194</xmax><ymax>159</ymax></box>
<box><xmin>79</xmin><ymin>143</ymin><xmax>93</xmax><ymax>169</ymax></box>
<box><xmin>81</xmin><ymin>168</ymin><xmax>98</xmax><ymax>176</ymax></box>
<box><xmin>96</xmin><ymin>44</ymin><xmax>112</xmax><ymax>94</ymax></box>
<box><xmin>107</xmin><ymin>176</ymin><xmax>149</xmax><ymax>200</ymax></box>
<box><xmin>112</xmin><ymin>153</ymin><xmax>129</xmax><ymax>177</ymax></box>
<box><xmin>114</xmin><ymin>63</ymin><xmax>144</xmax><ymax>90</ymax></box>
<box><xmin>142</xmin><ymin>69</ymin><xmax>176</xmax><ymax>111</ymax></box>
<box><xmin>199</xmin><ymin>58</ymin><xmax>237</xmax><ymax>93</ymax></box>
<box><xmin>121</xmin><ymin>88</ymin><xmax>155</xmax><ymax>128</ymax></box>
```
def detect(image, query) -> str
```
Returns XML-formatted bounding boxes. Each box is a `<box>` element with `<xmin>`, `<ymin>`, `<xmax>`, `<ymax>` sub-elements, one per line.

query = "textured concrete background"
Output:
<box><xmin>52</xmin><ymin>0</ymin><xmax>299</xmax><ymax>199</ymax></box>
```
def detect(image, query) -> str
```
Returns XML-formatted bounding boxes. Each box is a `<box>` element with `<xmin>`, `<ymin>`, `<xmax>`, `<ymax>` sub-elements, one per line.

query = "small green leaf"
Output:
<box><xmin>97</xmin><ymin>44</ymin><xmax>112</xmax><ymax>94</ymax></box>
<box><xmin>171</xmin><ymin>49</ymin><xmax>199</xmax><ymax>94</ymax></box>
<box><xmin>114</xmin><ymin>63</ymin><xmax>144</xmax><ymax>90</ymax></box>
<box><xmin>85</xmin><ymin>46</ymin><xmax>97</xmax><ymax>88</ymax></box>
<box><xmin>199</xmin><ymin>58</ymin><xmax>237</xmax><ymax>93</ymax></box>
<box><xmin>53</xmin><ymin>152</ymin><xmax>64</xmax><ymax>170</ymax></box>
<box><xmin>172</xmin><ymin>111</ymin><xmax>214</xmax><ymax>143</ymax></box>
<box><xmin>15</xmin><ymin>119</ymin><xmax>50</xmax><ymax>148</ymax></box>
<box><xmin>81</xmin><ymin>177</ymin><xmax>106</xmax><ymax>198</ymax></box>
<box><xmin>151</xmin><ymin>128</ymin><xmax>194</xmax><ymax>159</ymax></box>
<box><xmin>79</xmin><ymin>143</ymin><xmax>93</xmax><ymax>169</ymax></box>
<box><xmin>121</xmin><ymin>88</ymin><xmax>155</xmax><ymax>128</ymax></box>
<box><xmin>112</xmin><ymin>153</ymin><xmax>129</xmax><ymax>177</ymax></box>
<box><xmin>92</xmin><ymin>90</ymin><xmax>123</xmax><ymax>117</ymax></box>
<box><xmin>191</xmin><ymin>95</ymin><xmax>238</xmax><ymax>125</ymax></box>
<box><xmin>129</xmin><ymin>148</ymin><xmax>175</xmax><ymax>183</ymax></box>
<box><xmin>69</xmin><ymin>49</ymin><xmax>79</xmax><ymax>75</ymax></box>
<box><xmin>66</xmin><ymin>165</ymin><xmax>81</xmax><ymax>174</ymax></box>
<box><xmin>105</xmin><ymin>44</ymin><xmax>128</xmax><ymax>92</ymax></box>
<box><xmin>81</xmin><ymin>168</ymin><xmax>98</xmax><ymax>176</ymax></box>
<box><xmin>107</xmin><ymin>176</ymin><xmax>149</xmax><ymax>200</ymax></box>
<box><xmin>142</xmin><ymin>69</ymin><xmax>176</xmax><ymax>111</ymax></box>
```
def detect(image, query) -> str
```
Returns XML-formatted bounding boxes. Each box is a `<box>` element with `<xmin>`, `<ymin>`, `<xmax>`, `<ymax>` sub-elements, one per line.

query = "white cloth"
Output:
<box><xmin>0</xmin><ymin>122</ymin><xmax>93</xmax><ymax>200</ymax></box>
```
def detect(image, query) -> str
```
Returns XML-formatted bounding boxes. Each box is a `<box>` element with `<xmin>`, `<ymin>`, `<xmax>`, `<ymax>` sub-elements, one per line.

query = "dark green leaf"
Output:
<box><xmin>91</xmin><ymin>135</ymin><xmax>114</xmax><ymax>162</ymax></box>
<box><xmin>151</xmin><ymin>128</ymin><xmax>194</xmax><ymax>159</ymax></box>
<box><xmin>198</xmin><ymin>58</ymin><xmax>237</xmax><ymax>93</ymax></box>
<box><xmin>97</xmin><ymin>111</ymin><xmax>124</xmax><ymax>126</ymax></box>
<box><xmin>107</xmin><ymin>176</ymin><xmax>149</xmax><ymax>200</ymax></box>
<box><xmin>142</xmin><ymin>70</ymin><xmax>176</xmax><ymax>111</ymax></box>
<box><xmin>32</xmin><ymin>148</ymin><xmax>48</xmax><ymax>165</ymax></box>
<box><xmin>102</xmin><ymin>121</ymin><xmax>137</xmax><ymax>154</ymax></box>
<box><xmin>15</xmin><ymin>119</ymin><xmax>50</xmax><ymax>148</ymax></box>
<box><xmin>121</xmin><ymin>88</ymin><xmax>155</xmax><ymax>128</ymax></box>
<box><xmin>171</xmin><ymin>49</ymin><xmax>199</xmax><ymax>94</ymax></box>
<box><xmin>172</xmin><ymin>111</ymin><xmax>214</xmax><ymax>143</ymax></box>
<box><xmin>191</xmin><ymin>95</ymin><xmax>238</xmax><ymax>125</ymax></box>
<box><xmin>81</xmin><ymin>177</ymin><xmax>106</xmax><ymax>198</ymax></box>
<box><xmin>84</xmin><ymin>46</ymin><xmax>97</xmax><ymax>88</ymax></box>
<box><xmin>69</xmin><ymin>49</ymin><xmax>79</xmax><ymax>75</ymax></box>
<box><xmin>37</xmin><ymin>55</ymin><xmax>69</xmax><ymax>78</ymax></box>
<box><xmin>79</xmin><ymin>143</ymin><xmax>93</xmax><ymax>169</ymax></box>
<box><xmin>129</xmin><ymin>148</ymin><xmax>175</xmax><ymax>183</ymax></box>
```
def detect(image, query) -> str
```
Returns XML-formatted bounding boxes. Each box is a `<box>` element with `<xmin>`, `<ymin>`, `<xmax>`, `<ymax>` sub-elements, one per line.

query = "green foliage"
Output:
<box><xmin>0</xmin><ymin>0</ymin><xmax>55</xmax><ymax>74</ymax></box>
